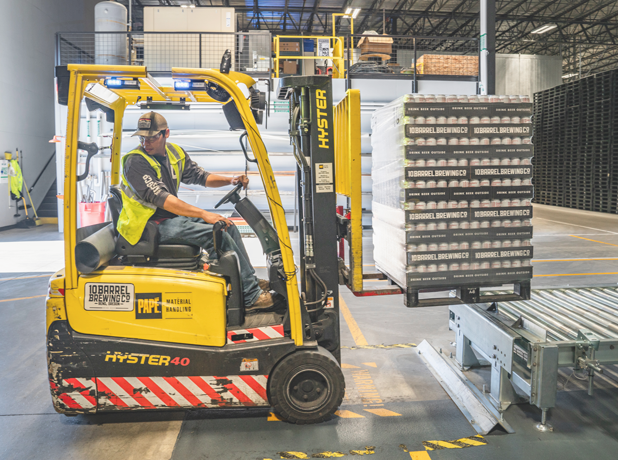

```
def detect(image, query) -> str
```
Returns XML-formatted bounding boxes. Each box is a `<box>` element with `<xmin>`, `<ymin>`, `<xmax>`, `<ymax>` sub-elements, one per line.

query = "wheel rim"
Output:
<box><xmin>286</xmin><ymin>368</ymin><xmax>331</xmax><ymax>412</ymax></box>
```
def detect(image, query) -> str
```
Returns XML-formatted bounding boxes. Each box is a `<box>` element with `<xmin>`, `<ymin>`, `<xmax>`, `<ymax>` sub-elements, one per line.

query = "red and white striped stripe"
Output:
<box><xmin>226</xmin><ymin>325</ymin><xmax>285</xmax><ymax>344</ymax></box>
<box><xmin>50</xmin><ymin>378</ymin><xmax>97</xmax><ymax>411</ymax></box>
<box><xmin>96</xmin><ymin>375</ymin><xmax>269</xmax><ymax>410</ymax></box>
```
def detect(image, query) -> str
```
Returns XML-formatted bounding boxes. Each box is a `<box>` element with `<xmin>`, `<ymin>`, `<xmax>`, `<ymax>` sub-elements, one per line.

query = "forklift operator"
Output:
<box><xmin>117</xmin><ymin>111</ymin><xmax>274</xmax><ymax>310</ymax></box>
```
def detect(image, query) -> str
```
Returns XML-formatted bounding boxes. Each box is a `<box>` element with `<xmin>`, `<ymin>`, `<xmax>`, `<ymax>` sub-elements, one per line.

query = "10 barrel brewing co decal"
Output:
<box><xmin>84</xmin><ymin>283</ymin><xmax>135</xmax><ymax>311</ymax></box>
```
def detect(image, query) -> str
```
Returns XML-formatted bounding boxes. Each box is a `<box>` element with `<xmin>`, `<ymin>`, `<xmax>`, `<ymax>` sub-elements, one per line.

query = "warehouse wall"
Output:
<box><xmin>496</xmin><ymin>54</ymin><xmax>562</xmax><ymax>97</ymax></box>
<box><xmin>0</xmin><ymin>0</ymin><xmax>99</xmax><ymax>228</ymax></box>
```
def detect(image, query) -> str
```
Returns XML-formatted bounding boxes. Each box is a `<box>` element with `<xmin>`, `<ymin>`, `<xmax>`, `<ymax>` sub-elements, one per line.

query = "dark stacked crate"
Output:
<box><xmin>533</xmin><ymin>70</ymin><xmax>618</xmax><ymax>213</ymax></box>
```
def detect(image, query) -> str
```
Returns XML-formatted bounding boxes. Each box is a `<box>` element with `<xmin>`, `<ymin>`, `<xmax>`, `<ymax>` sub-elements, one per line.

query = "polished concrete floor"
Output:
<box><xmin>1</xmin><ymin>204</ymin><xmax>618</xmax><ymax>459</ymax></box>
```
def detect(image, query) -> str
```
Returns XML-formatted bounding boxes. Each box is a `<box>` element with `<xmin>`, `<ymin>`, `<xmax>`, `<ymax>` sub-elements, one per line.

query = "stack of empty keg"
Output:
<box><xmin>371</xmin><ymin>94</ymin><xmax>534</xmax><ymax>293</ymax></box>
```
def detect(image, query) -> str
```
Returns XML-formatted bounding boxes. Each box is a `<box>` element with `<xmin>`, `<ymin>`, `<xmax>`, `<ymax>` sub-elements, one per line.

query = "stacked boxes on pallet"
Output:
<box><xmin>371</xmin><ymin>93</ymin><xmax>534</xmax><ymax>300</ymax></box>
<box><xmin>415</xmin><ymin>55</ymin><xmax>479</xmax><ymax>76</ymax></box>
<box><xmin>534</xmin><ymin>69</ymin><xmax>618</xmax><ymax>213</ymax></box>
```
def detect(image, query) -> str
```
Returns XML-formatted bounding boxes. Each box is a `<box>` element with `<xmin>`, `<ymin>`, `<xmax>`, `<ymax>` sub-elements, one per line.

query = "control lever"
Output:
<box><xmin>77</xmin><ymin>141</ymin><xmax>100</xmax><ymax>182</ymax></box>
<box><xmin>212</xmin><ymin>220</ymin><xmax>227</xmax><ymax>259</ymax></box>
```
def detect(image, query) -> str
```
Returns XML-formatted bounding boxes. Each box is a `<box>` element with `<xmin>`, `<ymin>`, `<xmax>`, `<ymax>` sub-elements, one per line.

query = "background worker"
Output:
<box><xmin>117</xmin><ymin>111</ymin><xmax>273</xmax><ymax>309</ymax></box>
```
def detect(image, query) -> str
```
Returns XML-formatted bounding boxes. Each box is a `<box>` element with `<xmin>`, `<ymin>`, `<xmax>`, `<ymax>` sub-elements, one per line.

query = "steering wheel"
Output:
<box><xmin>214</xmin><ymin>183</ymin><xmax>243</xmax><ymax>209</ymax></box>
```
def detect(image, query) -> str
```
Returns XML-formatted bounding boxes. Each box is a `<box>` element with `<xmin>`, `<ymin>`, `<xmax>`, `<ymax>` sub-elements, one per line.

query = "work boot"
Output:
<box><xmin>258</xmin><ymin>279</ymin><xmax>270</xmax><ymax>291</ymax></box>
<box><xmin>246</xmin><ymin>291</ymin><xmax>274</xmax><ymax>311</ymax></box>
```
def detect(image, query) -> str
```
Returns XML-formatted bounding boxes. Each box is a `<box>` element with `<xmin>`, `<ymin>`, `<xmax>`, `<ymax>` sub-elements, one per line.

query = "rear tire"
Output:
<box><xmin>268</xmin><ymin>347</ymin><xmax>345</xmax><ymax>424</ymax></box>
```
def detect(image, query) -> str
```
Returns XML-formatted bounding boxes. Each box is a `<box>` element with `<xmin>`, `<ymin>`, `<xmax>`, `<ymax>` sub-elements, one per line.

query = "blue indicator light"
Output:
<box><xmin>105</xmin><ymin>78</ymin><xmax>123</xmax><ymax>88</ymax></box>
<box><xmin>174</xmin><ymin>81</ymin><xmax>191</xmax><ymax>90</ymax></box>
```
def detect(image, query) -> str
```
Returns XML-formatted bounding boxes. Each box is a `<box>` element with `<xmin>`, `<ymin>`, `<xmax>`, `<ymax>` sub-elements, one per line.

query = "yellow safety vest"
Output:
<box><xmin>117</xmin><ymin>143</ymin><xmax>186</xmax><ymax>245</ymax></box>
<box><xmin>9</xmin><ymin>159</ymin><xmax>23</xmax><ymax>200</ymax></box>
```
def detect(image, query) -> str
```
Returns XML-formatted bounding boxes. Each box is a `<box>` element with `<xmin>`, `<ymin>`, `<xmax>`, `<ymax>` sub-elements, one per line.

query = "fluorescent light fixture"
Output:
<box><xmin>180</xmin><ymin>4</ymin><xmax>188</xmax><ymax>8</ymax></box>
<box><xmin>562</xmin><ymin>73</ymin><xmax>578</xmax><ymax>79</ymax></box>
<box><xmin>530</xmin><ymin>23</ymin><xmax>557</xmax><ymax>34</ymax></box>
<box><xmin>343</xmin><ymin>7</ymin><xmax>360</xmax><ymax>18</ymax></box>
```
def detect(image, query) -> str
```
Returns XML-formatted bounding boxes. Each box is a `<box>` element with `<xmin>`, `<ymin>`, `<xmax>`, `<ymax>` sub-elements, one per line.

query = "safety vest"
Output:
<box><xmin>117</xmin><ymin>143</ymin><xmax>186</xmax><ymax>245</ymax></box>
<box><xmin>8</xmin><ymin>159</ymin><xmax>23</xmax><ymax>200</ymax></box>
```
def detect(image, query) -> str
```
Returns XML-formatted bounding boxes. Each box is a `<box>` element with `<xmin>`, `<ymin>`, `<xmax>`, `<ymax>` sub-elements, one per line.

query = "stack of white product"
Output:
<box><xmin>371</xmin><ymin>94</ymin><xmax>534</xmax><ymax>290</ymax></box>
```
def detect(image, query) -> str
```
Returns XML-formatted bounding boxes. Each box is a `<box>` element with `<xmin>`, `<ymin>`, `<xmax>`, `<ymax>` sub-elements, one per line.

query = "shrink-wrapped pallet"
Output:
<box><xmin>371</xmin><ymin>93</ymin><xmax>534</xmax><ymax>291</ymax></box>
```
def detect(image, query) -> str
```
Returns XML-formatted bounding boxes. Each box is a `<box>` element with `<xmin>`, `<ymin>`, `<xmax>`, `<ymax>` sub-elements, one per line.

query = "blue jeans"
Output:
<box><xmin>157</xmin><ymin>217</ymin><xmax>262</xmax><ymax>306</ymax></box>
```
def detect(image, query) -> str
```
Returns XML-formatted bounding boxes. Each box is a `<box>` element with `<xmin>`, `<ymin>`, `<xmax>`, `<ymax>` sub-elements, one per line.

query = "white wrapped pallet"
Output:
<box><xmin>371</xmin><ymin>94</ymin><xmax>534</xmax><ymax>305</ymax></box>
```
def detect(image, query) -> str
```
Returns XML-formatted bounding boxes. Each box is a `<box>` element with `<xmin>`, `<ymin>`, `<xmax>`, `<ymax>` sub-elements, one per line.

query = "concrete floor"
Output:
<box><xmin>1</xmin><ymin>203</ymin><xmax>618</xmax><ymax>459</ymax></box>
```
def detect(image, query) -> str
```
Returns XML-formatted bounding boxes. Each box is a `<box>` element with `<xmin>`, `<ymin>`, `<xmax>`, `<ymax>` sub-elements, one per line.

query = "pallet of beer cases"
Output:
<box><xmin>371</xmin><ymin>93</ymin><xmax>533</xmax><ymax>307</ymax></box>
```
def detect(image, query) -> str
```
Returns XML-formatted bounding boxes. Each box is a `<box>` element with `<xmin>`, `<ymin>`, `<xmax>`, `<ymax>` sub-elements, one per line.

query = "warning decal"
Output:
<box><xmin>241</xmin><ymin>358</ymin><xmax>259</xmax><ymax>372</ymax></box>
<box><xmin>85</xmin><ymin>283</ymin><xmax>134</xmax><ymax>311</ymax></box>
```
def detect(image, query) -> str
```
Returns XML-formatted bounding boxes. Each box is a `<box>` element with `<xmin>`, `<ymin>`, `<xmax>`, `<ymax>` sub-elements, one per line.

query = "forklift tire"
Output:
<box><xmin>268</xmin><ymin>347</ymin><xmax>345</xmax><ymax>425</ymax></box>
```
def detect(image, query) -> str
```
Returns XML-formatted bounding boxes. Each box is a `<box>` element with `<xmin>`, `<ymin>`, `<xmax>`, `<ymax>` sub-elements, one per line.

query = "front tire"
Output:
<box><xmin>268</xmin><ymin>347</ymin><xmax>345</xmax><ymax>424</ymax></box>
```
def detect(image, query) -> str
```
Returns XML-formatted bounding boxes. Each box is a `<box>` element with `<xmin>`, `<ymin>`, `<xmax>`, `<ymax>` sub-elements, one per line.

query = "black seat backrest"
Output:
<box><xmin>108</xmin><ymin>186</ymin><xmax>122</xmax><ymax>233</ymax></box>
<box><xmin>108</xmin><ymin>186</ymin><xmax>158</xmax><ymax>256</ymax></box>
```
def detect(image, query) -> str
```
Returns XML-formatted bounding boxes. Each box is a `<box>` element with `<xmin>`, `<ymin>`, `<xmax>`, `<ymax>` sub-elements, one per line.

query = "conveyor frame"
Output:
<box><xmin>449</xmin><ymin>286</ymin><xmax>618</xmax><ymax>431</ymax></box>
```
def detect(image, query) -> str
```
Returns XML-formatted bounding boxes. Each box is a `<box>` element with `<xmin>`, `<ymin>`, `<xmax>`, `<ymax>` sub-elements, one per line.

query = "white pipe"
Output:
<box><xmin>86</xmin><ymin>110</ymin><xmax>91</xmax><ymax>143</ymax></box>
<box><xmin>96</xmin><ymin>111</ymin><xmax>102</xmax><ymax>147</ymax></box>
<box><xmin>128</xmin><ymin>0</ymin><xmax>132</xmax><ymax>31</ymax></box>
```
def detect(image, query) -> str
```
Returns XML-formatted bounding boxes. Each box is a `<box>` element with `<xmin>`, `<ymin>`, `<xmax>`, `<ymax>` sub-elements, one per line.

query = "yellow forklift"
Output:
<box><xmin>46</xmin><ymin>63</ymin><xmax>344</xmax><ymax>424</ymax></box>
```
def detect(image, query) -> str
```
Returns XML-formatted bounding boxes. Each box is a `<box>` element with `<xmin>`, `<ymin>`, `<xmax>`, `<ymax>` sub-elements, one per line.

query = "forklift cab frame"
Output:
<box><xmin>46</xmin><ymin>65</ymin><xmax>344</xmax><ymax>424</ymax></box>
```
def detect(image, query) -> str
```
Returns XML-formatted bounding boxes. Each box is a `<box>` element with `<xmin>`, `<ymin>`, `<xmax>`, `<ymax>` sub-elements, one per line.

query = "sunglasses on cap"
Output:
<box><xmin>139</xmin><ymin>130</ymin><xmax>166</xmax><ymax>143</ymax></box>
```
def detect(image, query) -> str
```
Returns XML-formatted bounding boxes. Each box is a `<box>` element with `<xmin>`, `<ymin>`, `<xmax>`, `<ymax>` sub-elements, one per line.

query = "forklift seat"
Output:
<box><xmin>107</xmin><ymin>187</ymin><xmax>201</xmax><ymax>270</ymax></box>
<box><xmin>107</xmin><ymin>187</ymin><xmax>245</xmax><ymax>326</ymax></box>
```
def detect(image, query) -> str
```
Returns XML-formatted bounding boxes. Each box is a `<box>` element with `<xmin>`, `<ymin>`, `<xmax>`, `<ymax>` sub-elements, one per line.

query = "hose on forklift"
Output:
<box><xmin>305</xmin><ymin>268</ymin><xmax>328</xmax><ymax>310</ymax></box>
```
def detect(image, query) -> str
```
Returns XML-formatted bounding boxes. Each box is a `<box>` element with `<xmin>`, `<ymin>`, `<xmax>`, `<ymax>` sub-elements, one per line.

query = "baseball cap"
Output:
<box><xmin>132</xmin><ymin>112</ymin><xmax>168</xmax><ymax>137</ymax></box>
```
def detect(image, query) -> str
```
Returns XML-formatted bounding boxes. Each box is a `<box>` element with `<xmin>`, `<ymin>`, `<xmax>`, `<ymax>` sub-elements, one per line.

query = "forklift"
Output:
<box><xmin>46</xmin><ymin>63</ymin><xmax>343</xmax><ymax>424</ymax></box>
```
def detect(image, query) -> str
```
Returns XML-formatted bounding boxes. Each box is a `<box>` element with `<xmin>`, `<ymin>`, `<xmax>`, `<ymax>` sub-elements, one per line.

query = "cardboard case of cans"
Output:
<box><xmin>371</xmin><ymin>93</ymin><xmax>534</xmax><ymax>289</ymax></box>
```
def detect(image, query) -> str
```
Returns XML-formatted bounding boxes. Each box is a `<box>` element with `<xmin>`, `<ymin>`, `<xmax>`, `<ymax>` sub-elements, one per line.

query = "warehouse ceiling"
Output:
<box><xmin>118</xmin><ymin>0</ymin><xmax>618</xmax><ymax>79</ymax></box>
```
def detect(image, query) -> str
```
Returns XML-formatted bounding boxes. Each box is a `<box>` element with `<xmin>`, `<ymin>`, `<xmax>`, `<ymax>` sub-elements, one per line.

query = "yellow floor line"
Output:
<box><xmin>339</xmin><ymin>295</ymin><xmax>368</xmax><ymax>346</ymax></box>
<box><xmin>267</xmin><ymin>412</ymin><xmax>281</xmax><ymax>421</ymax></box>
<box><xmin>409</xmin><ymin>452</ymin><xmax>431</xmax><ymax>460</ymax></box>
<box><xmin>0</xmin><ymin>294</ymin><xmax>46</xmax><ymax>303</ymax></box>
<box><xmin>341</xmin><ymin>363</ymin><xmax>361</xmax><ymax>369</ymax></box>
<box><xmin>535</xmin><ymin>272</ymin><xmax>618</xmax><ymax>277</ymax></box>
<box><xmin>334</xmin><ymin>409</ymin><xmax>365</xmax><ymax>418</ymax></box>
<box><xmin>364</xmin><ymin>408</ymin><xmax>401</xmax><ymax>417</ymax></box>
<box><xmin>569</xmin><ymin>235</ymin><xmax>618</xmax><ymax>247</ymax></box>
<box><xmin>423</xmin><ymin>435</ymin><xmax>487</xmax><ymax>451</ymax></box>
<box><xmin>362</xmin><ymin>362</ymin><xmax>377</xmax><ymax>368</ymax></box>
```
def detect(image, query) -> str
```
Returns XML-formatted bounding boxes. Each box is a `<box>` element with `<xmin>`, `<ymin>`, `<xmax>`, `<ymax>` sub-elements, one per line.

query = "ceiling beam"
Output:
<box><xmin>509</xmin><ymin>7</ymin><xmax>618</xmax><ymax>54</ymax></box>
<box><xmin>307</xmin><ymin>0</ymin><xmax>324</xmax><ymax>33</ymax></box>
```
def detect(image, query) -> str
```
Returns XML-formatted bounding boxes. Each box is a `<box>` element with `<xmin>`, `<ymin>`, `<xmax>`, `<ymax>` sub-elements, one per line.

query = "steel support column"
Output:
<box><xmin>480</xmin><ymin>0</ymin><xmax>496</xmax><ymax>94</ymax></box>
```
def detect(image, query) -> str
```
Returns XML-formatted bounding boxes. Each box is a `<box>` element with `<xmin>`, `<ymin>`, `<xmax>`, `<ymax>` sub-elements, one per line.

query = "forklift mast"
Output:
<box><xmin>280</xmin><ymin>76</ymin><xmax>341</xmax><ymax>362</ymax></box>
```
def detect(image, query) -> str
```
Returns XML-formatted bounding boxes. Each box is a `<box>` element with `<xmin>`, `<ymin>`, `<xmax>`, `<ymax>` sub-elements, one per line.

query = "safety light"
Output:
<box><xmin>104</xmin><ymin>78</ymin><xmax>140</xmax><ymax>89</ymax></box>
<box><xmin>175</xmin><ymin>81</ymin><xmax>191</xmax><ymax>90</ymax></box>
<box><xmin>173</xmin><ymin>80</ymin><xmax>206</xmax><ymax>91</ymax></box>
<box><xmin>105</xmin><ymin>78</ymin><xmax>123</xmax><ymax>88</ymax></box>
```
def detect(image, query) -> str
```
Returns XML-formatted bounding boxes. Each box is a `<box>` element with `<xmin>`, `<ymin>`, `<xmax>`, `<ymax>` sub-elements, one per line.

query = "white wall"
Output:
<box><xmin>0</xmin><ymin>0</ymin><xmax>99</xmax><ymax>228</ymax></box>
<box><xmin>496</xmin><ymin>54</ymin><xmax>562</xmax><ymax>97</ymax></box>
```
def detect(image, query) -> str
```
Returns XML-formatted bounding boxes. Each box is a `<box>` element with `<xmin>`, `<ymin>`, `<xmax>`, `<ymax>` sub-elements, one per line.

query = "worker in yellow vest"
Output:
<box><xmin>118</xmin><ymin>112</ymin><xmax>273</xmax><ymax>309</ymax></box>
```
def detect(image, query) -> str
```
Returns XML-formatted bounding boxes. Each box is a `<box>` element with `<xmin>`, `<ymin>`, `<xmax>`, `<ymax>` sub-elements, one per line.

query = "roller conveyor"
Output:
<box><xmin>448</xmin><ymin>286</ymin><xmax>618</xmax><ymax>431</ymax></box>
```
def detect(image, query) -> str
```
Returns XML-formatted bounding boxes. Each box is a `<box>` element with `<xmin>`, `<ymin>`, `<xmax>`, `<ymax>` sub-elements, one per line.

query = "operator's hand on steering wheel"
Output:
<box><xmin>232</xmin><ymin>174</ymin><xmax>249</xmax><ymax>189</ymax></box>
<box><xmin>202</xmin><ymin>211</ymin><xmax>232</xmax><ymax>228</ymax></box>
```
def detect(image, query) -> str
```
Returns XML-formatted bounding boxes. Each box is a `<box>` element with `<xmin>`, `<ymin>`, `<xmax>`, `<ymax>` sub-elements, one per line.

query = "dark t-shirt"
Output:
<box><xmin>123</xmin><ymin>145</ymin><xmax>210</xmax><ymax>220</ymax></box>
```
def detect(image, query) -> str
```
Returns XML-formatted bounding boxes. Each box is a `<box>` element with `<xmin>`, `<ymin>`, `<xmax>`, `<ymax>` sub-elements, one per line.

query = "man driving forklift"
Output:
<box><xmin>120</xmin><ymin>111</ymin><xmax>274</xmax><ymax>309</ymax></box>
